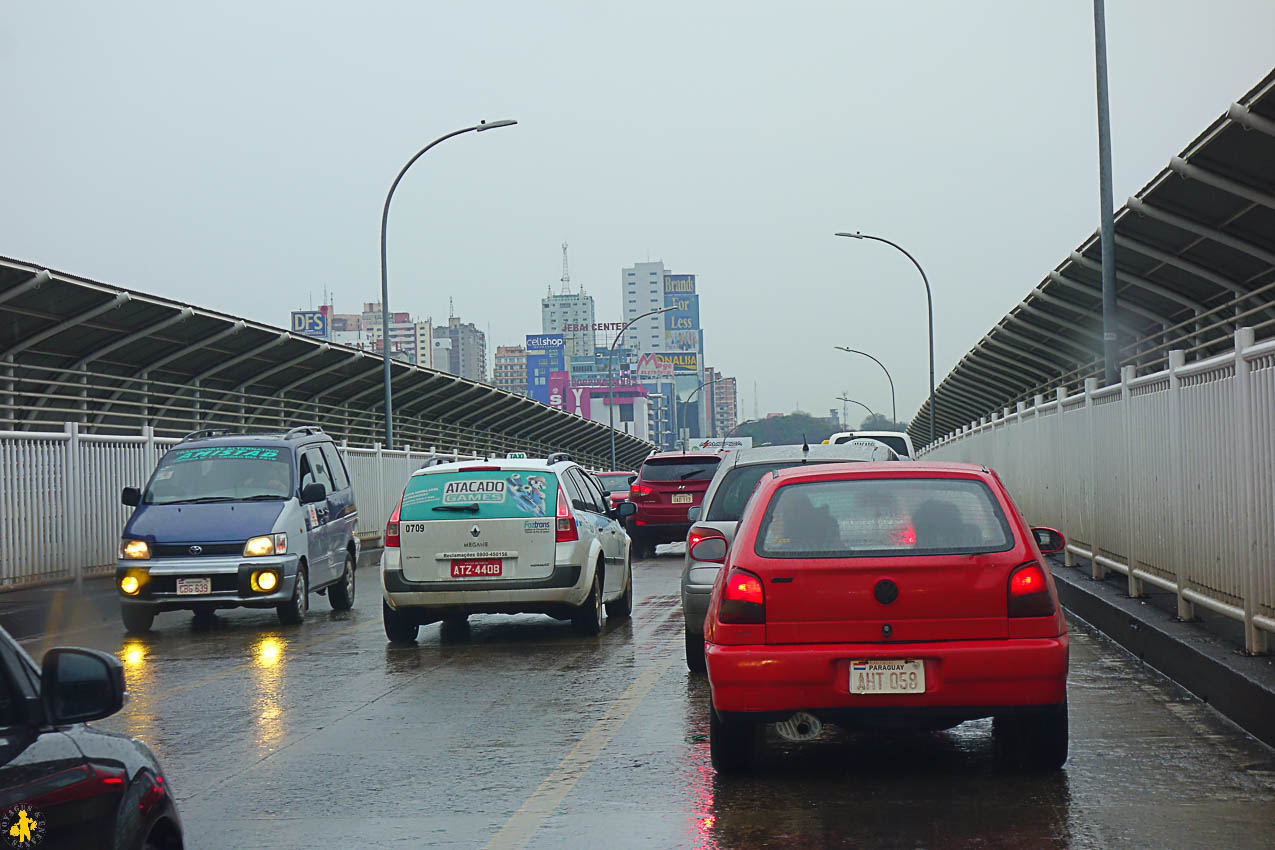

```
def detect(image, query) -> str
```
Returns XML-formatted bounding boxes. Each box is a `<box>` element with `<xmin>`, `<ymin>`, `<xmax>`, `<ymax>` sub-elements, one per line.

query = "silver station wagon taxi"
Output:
<box><xmin>380</xmin><ymin>454</ymin><xmax>637</xmax><ymax>642</ymax></box>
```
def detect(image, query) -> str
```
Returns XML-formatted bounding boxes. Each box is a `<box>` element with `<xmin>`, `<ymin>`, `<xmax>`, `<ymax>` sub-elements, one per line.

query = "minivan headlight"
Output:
<box><xmin>120</xmin><ymin>540</ymin><xmax>150</xmax><ymax>560</ymax></box>
<box><xmin>244</xmin><ymin>533</ymin><xmax>287</xmax><ymax>557</ymax></box>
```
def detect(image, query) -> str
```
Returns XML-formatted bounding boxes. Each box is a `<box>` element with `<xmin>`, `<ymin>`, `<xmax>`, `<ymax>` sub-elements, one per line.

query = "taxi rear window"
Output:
<box><xmin>401</xmin><ymin>469</ymin><xmax>558</xmax><ymax>521</ymax></box>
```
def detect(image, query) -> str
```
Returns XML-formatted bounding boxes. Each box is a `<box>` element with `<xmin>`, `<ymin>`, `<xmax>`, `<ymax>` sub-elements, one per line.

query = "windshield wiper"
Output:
<box><xmin>678</xmin><ymin>469</ymin><xmax>710</xmax><ymax>480</ymax></box>
<box><xmin>151</xmin><ymin>496</ymin><xmax>238</xmax><ymax>505</ymax></box>
<box><xmin>240</xmin><ymin>494</ymin><xmax>286</xmax><ymax>501</ymax></box>
<box><xmin>432</xmin><ymin>503</ymin><xmax>480</xmax><ymax>513</ymax></box>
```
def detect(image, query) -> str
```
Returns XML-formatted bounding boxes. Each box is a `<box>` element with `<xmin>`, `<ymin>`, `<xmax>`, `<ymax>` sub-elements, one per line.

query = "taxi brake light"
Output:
<box><xmin>384</xmin><ymin>500</ymin><xmax>402</xmax><ymax>548</ymax></box>
<box><xmin>555</xmin><ymin>486</ymin><xmax>578</xmax><ymax>542</ymax></box>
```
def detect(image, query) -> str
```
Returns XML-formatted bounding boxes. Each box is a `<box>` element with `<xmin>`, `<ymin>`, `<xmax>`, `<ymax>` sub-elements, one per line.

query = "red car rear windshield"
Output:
<box><xmin>755</xmin><ymin>477</ymin><xmax>1014</xmax><ymax>558</ymax></box>
<box><xmin>640</xmin><ymin>457</ymin><xmax>720</xmax><ymax>482</ymax></box>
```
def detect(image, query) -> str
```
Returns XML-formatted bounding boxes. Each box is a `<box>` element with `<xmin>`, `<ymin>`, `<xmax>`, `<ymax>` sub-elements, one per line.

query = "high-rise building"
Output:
<box><xmin>541</xmin><ymin>290</ymin><xmax>596</xmax><ymax>369</ymax></box>
<box><xmin>621</xmin><ymin>261</ymin><xmax>667</xmax><ymax>356</ymax></box>
<box><xmin>493</xmin><ymin>345</ymin><xmax>528</xmax><ymax>396</ymax></box>
<box><xmin>434</xmin><ymin>315</ymin><xmax>487</xmax><ymax>382</ymax></box>
<box><xmin>707</xmin><ymin>372</ymin><xmax>738</xmax><ymax>437</ymax></box>
<box><xmin>361</xmin><ymin>302</ymin><xmax>433</xmax><ymax>367</ymax></box>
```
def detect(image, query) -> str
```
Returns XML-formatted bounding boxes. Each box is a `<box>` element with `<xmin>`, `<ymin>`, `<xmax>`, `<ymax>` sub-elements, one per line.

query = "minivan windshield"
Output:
<box><xmin>144</xmin><ymin>446</ymin><xmax>295</xmax><ymax>505</ymax></box>
<box><xmin>640</xmin><ymin>457</ymin><xmax>720</xmax><ymax>482</ymax></box>
<box><xmin>756</xmin><ymin>477</ymin><xmax>1013</xmax><ymax>558</ymax></box>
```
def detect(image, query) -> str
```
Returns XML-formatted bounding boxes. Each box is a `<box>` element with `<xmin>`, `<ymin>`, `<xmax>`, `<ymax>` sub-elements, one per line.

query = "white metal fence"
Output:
<box><xmin>921</xmin><ymin>328</ymin><xmax>1275</xmax><ymax>655</ymax></box>
<box><xmin>0</xmin><ymin>424</ymin><xmax>479</xmax><ymax>590</ymax></box>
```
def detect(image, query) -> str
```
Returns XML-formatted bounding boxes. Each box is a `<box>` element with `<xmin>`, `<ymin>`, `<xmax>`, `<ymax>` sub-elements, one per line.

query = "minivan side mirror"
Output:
<box><xmin>1032</xmin><ymin>526</ymin><xmax>1066</xmax><ymax>555</ymax></box>
<box><xmin>301</xmin><ymin>482</ymin><xmax>327</xmax><ymax>504</ymax></box>
<box><xmin>686</xmin><ymin>506</ymin><xmax>701</xmax><ymax>522</ymax></box>
<box><xmin>615</xmin><ymin>501</ymin><xmax>637</xmax><ymax>519</ymax></box>
<box><xmin>41</xmin><ymin>648</ymin><xmax>126</xmax><ymax>725</ymax></box>
<box><xmin>122</xmin><ymin>487</ymin><xmax>141</xmax><ymax>507</ymax></box>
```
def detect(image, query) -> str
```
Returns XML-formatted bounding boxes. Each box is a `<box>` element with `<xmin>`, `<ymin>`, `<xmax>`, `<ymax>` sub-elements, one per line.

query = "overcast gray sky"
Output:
<box><xmin>3</xmin><ymin>2</ymin><xmax>1273</xmax><ymax>425</ymax></box>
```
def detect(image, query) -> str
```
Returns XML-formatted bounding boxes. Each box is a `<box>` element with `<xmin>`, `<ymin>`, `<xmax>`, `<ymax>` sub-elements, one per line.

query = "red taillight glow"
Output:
<box><xmin>718</xmin><ymin>567</ymin><xmax>765</xmax><ymax>624</ymax></box>
<box><xmin>894</xmin><ymin>524</ymin><xmax>916</xmax><ymax>546</ymax></box>
<box><xmin>630</xmin><ymin>483</ymin><xmax>654</xmax><ymax>502</ymax></box>
<box><xmin>1008</xmin><ymin>562</ymin><xmax>1055</xmax><ymax>618</ymax></box>
<box><xmin>555</xmin><ymin>486</ymin><xmax>578</xmax><ymax>542</ymax></box>
<box><xmin>384</xmin><ymin>500</ymin><xmax>402</xmax><ymax>549</ymax></box>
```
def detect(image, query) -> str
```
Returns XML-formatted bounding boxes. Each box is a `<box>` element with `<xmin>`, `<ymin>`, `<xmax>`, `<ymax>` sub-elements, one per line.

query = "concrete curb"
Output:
<box><xmin>1049</xmin><ymin>555</ymin><xmax>1275</xmax><ymax>749</ymax></box>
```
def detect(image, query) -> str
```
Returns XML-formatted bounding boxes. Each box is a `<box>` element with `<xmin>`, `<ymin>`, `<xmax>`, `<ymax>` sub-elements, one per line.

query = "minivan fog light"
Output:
<box><xmin>119</xmin><ymin>575</ymin><xmax>141</xmax><ymax>596</ymax></box>
<box><xmin>250</xmin><ymin>569</ymin><xmax>279</xmax><ymax>593</ymax></box>
<box><xmin>244</xmin><ymin>533</ymin><xmax>287</xmax><ymax>557</ymax></box>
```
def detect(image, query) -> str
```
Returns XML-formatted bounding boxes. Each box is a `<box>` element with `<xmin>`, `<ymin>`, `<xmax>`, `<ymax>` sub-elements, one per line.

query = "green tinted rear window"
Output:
<box><xmin>401</xmin><ymin>469</ymin><xmax>558</xmax><ymax>521</ymax></box>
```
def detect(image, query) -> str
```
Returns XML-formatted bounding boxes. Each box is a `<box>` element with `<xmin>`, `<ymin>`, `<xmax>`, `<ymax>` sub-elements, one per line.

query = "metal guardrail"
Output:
<box><xmin>920</xmin><ymin>328</ymin><xmax>1274</xmax><ymax>655</ymax></box>
<box><xmin>0</xmin><ymin>424</ymin><xmax>487</xmax><ymax>591</ymax></box>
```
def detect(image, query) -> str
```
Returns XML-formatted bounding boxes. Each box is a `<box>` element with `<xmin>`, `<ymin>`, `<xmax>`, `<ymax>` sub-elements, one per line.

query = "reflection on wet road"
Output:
<box><xmin>23</xmin><ymin>555</ymin><xmax>1275</xmax><ymax>849</ymax></box>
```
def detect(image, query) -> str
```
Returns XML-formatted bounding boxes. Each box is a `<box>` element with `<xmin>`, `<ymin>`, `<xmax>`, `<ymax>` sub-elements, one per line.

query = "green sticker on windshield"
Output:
<box><xmin>170</xmin><ymin>447</ymin><xmax>282</xmax><ymax>462</ymax></box>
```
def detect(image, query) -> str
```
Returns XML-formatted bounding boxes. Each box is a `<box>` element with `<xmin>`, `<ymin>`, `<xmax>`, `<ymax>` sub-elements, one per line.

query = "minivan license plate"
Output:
<box><xmin>671</xmin><ymin>493</ymin><xmax>693</xmax><ymax>504</ymax></box>
<box><xmin>451</xmin><ymin>559</ymin><xmax>503</xmax><ymax>578</ymax></box>
<box><xmin>849</xmin><ymin>659</ymin><xmax>925</xmax><ymax>694</ymax></box>
<box><xmin>176</xmin><ymin>577</ymin><xmax>212</xmax><ymax>595</ymax></box>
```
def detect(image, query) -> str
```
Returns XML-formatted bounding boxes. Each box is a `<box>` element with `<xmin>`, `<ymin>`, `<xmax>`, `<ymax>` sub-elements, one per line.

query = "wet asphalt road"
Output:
<box><xmin>21</xmin><ymin>550</ymin><xmax>1275</xmax><ymax>849</ymax></box>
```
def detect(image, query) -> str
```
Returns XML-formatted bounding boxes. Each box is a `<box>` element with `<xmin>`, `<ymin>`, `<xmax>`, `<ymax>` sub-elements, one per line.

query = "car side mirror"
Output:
<box><xmin>686</xmin><ymin>506</ymin><xmax>701</xmax><ymax>522</ymax></box>
<box><xmin>301</xmin><ymin>482</ymin><xmax>327</xmax><ymax>504</ymax></box>
<box><xmin>122</xmin><ymin>487</ymin><xmax>141</xmax><ymax>507</ymax></box>
<box><xmin>615</xmin><ymin>501</ymin><xmax>637</xmax><ymax>519</ymax></box>
<box><xmin>1032</xmin><ymin>526</ymin><xmax>1065</xmax><ymax>555</ymax></box>
<box><xmin>41</xmin><ymin>648</ymin><xmax>126</xmax><ymax>725</ymax></box>
<box><xmin>688</xmin><ymin>535</ymin><xmax>728</xmax><ymax>564</ymax></box>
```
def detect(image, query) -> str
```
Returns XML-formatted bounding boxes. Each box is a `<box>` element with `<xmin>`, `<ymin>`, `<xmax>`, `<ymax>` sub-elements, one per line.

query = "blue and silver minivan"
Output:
<box><xmin>116</xmin><ymin>426</ymin><xmax>360</xmax><ymax>632</ymax></box>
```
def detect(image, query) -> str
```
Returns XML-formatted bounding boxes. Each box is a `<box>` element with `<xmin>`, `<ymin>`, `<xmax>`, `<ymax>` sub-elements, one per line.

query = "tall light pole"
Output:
<box><xmin>379</xmin><ymin>119</ymin><xmax>517</xmax><ymax>449</ymax></box>
<box><xmin>608</xmin><ymin>306</ymin><xmax>675</xmax><ymax>469</ymax></box>
<box><xmin>836</xmin><ymin>395</ymin><xmax>875</xmax><ymax>424</ymax></box>
<box><xmin>835</xmin><ymin>231</ymin><xmax>935</xmax><ymax>445</ymax></box>
<box><xmin>833</xmin><ymin>346</ymin><xmax>896</xmax><ymax>425</ymax></box>
<box><xmin>1093</xmin><ymin>0</ymin><xmax>1119</xmax><ymax>385</ymax></box>
<box><xmin>681</xmin><ymin>375</ymin><xmax>728</xmax><ymax>451</ymax></box>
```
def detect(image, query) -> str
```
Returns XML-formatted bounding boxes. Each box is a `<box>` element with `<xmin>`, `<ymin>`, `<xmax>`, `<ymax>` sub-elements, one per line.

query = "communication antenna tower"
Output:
<box><xmin>449</xmin><ymin>297</ymin><xmax>455</xmax><ymax>320</ymax></box>
<box><xmin>560</xmin><ymin>242</ymin><xmax>572</xmax><ymax>295</ymax></box>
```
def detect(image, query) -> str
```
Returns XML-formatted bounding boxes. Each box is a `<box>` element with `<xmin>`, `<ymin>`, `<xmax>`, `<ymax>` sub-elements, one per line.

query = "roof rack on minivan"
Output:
<box><xmin>179</xmin><ymin>428</ymin><xmax>240</xmax><ymax>442</ymax></box>
<box><xmin>546</xmin><ymin>452</ymin><xmax>572</xmax><ymax>465</ymax></box>
<box><xmin>283</xmin><ymin>426</ymin><xmax>326</xmax><ymax>439</ymax></box>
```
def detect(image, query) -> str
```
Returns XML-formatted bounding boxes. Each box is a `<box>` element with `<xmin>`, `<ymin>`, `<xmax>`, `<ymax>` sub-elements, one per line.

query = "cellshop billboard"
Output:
<box><xmin>525</xmin><ymin>334</ymin><xmax>565</xmax><ymax>404</ymax></box>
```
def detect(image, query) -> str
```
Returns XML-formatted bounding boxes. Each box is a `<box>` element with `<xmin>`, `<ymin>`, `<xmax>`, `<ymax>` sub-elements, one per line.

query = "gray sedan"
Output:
<box><xmin>680</xmin><ymin>440</ymin><xmax>899</xmax><ymax>672</ymax></box>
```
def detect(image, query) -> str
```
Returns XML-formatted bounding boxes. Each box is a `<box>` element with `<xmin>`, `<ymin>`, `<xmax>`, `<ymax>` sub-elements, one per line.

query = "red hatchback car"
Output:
<box><xmin>701</xmin><ymin>461</ymin><xmax>1068</xmax><ymax>773</ymax></box>
<box><xmin>626</xmin><ymin>453</ymin><xmax>722</xmax><ymax>558</ymax></box>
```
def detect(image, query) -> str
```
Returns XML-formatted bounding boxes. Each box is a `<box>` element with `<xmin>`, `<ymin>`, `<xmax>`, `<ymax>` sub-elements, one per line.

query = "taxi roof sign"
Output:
<box><xmin>506</xmin><ymin>451</ymin><xmax>528</xmax><ymax>459</ymax></box>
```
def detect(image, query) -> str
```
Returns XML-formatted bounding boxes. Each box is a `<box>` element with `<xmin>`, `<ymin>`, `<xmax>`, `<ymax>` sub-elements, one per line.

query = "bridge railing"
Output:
<box><xmin>0</xmin><ymin>423</ymin><xmax>481</xmax><ymax>590</ymax></box>
<box><xmin>921</xmin><ymin>328</ymin><xmax>1274</xmax><ymax>654</ymax></box>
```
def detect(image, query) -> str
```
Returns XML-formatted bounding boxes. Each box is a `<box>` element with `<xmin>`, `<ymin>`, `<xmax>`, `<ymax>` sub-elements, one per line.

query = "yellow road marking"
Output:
<box><xmin>483</xmin><ymin>638</ymin><xmax>680</xmax><ymax>850</ymax></box>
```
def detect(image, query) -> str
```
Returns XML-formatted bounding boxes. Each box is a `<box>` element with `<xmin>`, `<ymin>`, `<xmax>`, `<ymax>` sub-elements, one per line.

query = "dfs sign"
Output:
<box><xmin>291</xmin><ymin>308</ymin><xmax>330</xmax><ymax>339</ymax></box>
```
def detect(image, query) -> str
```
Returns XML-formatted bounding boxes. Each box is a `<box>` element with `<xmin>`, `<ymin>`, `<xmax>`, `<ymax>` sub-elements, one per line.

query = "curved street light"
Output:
<box><xmin>608</xmin><ymin>306</ymin><xmax>675</xmax><ymax>469</ymax></box>
<box><xmin>835</xmin><ymin>231</ymin><xmax>935</xmax><ymax>445</ymax></box>
<box><xmin>836</xmin><ymin>395</ymin><xmax>876</xmax><ymax>423</ymax></box>
<box><xmin>833</xmin><ymin>346</ymin><xmax>896</xmax><ymax>425</ymax></box>
<box><xmin>680</xmin><ymin>375</ymin><xmax>728</xmax><ymax>451</ymax></box>
<box><xmin>379</xmin><ymin>119</ymin><xmax>517</xmax><ymax>449</ymax></box>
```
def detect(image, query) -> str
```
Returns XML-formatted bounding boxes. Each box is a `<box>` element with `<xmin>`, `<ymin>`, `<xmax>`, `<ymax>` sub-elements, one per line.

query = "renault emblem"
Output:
<box><xmin>188</xmin><ymin>545</ymin><xmax>203</xmax><ymax>555</ymax></box>
<box><xmin>470</xmin><ymin>525</ymin><xmax>480</xmax><ymax>538</ymax></box>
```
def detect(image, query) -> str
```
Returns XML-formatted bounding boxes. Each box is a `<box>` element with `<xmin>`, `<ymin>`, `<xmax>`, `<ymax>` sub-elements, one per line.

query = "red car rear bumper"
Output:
<box><xmin>706</xmin><ymin>635</ymin><xmax>1068</xmax><ymax>714</ymax></box>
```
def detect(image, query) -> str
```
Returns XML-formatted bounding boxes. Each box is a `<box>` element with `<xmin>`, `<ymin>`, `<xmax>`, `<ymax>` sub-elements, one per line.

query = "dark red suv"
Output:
<box><xmin>626</xmin><ymin>452</ymin><xmax>722</xmax><ymax>558</ymax></box>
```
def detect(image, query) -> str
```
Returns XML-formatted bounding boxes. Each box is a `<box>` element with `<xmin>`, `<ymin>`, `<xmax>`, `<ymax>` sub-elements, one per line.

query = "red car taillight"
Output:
<box><xmin>556</xmin><ymin>486</ymin><xmax>578</xmax><ymax>542</ymax></box>
<box><xmin>1008</xmin><ymin>561</ymin><xmax>1055</xmax><ymax>617</ymax></box>
<box><xmin>718</xmin><ymin>567</ymin><xmax>765</xmax><ymax>624</ymax></box>
<box><xmin>384</xmin><ymin>499</ymin><xmax>402</xmax><ymax>549</ymax></box>
<box><xmin>687</xmin><ymin>528</ymin><xmax>727</xmax><ymax>564</ymax></box>
<box><xmin>630</xmin><ymin>483</ymin><xmax>654</xmax><ymax>502</ymax></box>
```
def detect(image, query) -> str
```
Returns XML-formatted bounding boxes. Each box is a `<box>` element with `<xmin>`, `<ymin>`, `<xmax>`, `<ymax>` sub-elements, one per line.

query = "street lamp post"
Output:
<box><xmin>835</xmin><ymin>231</ymin><xmax>936</xmax><ymax>445</ymax></box>
<box><xmin>608</xmin><ymin>306</ymin><xmax>675</xmax><ymax>469</ymax></box>
<box><xmin>681</xmin><ymin>375</ymin><xmax>728</xmax><ymax>451</ymax></box>
<box><xmin>836</xmin><ymin>395</ymin><xmax>875</xmax><ymax>424</ymax></box>
<box><xmin>379</xmin><ymin>119</ymin><xmax>517</xmax><ymax>449</ymax></box>
<box><xmin>833</xmin><ymin>346</ymin><xmax>896</xmax><ymax>424</ymax></box>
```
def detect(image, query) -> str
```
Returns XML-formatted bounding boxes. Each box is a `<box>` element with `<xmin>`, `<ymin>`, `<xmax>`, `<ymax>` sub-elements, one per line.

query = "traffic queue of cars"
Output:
<box><xmin>6</xmin><ymin>427</ymin><xmax>1060</xmax><ymax>844</ymax></box>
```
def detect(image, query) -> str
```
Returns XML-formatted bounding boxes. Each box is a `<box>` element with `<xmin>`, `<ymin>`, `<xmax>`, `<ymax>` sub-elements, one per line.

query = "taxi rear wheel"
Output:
<box><xmin>383</xmin><ymin>600</ymin><xmax>419</xmax><ymax>644</ymax></box>
<box><xmin>328</xmin><ymin>551</ymin><xmax>356</xmax><ymax>611</ymax></box>
<box><xmin>572</xmin><ymin>570</ymin><xmax>604</xmax><ymax>635</ymax></box>
<box><xmin>277</xmin><ymin>564</ymin><xmax>308</xmax><ymax>625</ymax></box>
<box><xmin>121</xmin><ymin>605</ymin><xmax>154</xmax><ymax>634</ymax></box>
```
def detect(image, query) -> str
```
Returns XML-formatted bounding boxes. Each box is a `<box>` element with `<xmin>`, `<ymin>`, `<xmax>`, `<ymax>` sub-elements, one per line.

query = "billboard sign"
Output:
<box><xmin>655</xmin><ymin>352</ymin><xmax>700</xmax><ymax>374</ymax></box>
<box><xmin>525</xmin><ymin>334</ymin><xmax>565</xmax><ymax>350</ymax></box>
<box><xmin>291</xmin><ymin>308</ymin><xmax>329</xmax><ymax>339</ymax></box>
<box><xmin>526</xmin><ymin>335</ymin><xmax>566</xmax><ymax>403</ymax></box>
<box><xmin>634</xmin><ymin>352</ymin><xmax>674</xmax><ymax>380</ymax></box>
<box><xmin>663</xmin><ymin>329</ymin><xmax>699</xmax><ymax>352</ymax></box>
<box><xmin>663</xmin><ymin>292</ymin><xmax>699</xmax><ymax>332</ymax></box>
<box><xmin>663</xmin><ymin>274</ymin><xmax>696</xmax><ymax>295</ymax></box>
